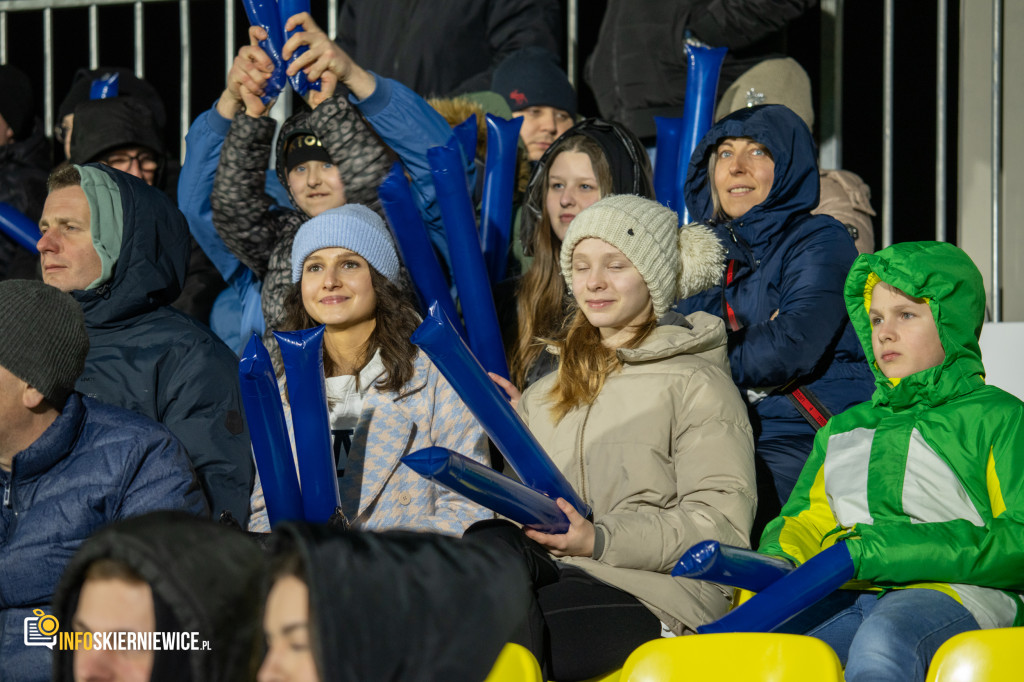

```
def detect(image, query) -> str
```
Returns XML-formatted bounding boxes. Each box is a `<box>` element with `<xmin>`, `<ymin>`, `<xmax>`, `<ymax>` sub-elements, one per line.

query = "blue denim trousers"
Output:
<box><xmin>778</xmin><ymin>588</ymin><xmax>980</xmax><ymax>682</ymax></box>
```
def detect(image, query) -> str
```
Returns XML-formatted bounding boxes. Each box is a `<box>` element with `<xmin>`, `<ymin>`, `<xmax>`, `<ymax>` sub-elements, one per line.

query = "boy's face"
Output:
<box><xmin>869</xmin><ymin>283</ymin><xmax>946</xmax><ymax>379</ymax></box>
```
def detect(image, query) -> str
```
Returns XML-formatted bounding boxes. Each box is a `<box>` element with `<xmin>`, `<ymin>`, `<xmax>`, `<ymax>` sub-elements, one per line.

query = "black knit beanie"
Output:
<box><xmin>0</xmin><ymin>280</ymin><xmax>89</xmax><ymax>408</ymax></box>
<box><xmin>491</xmin><ymin>47</ymin><xmax>576</xmax><ymax>117</ymax></box>
<box><xmin>0</xmin><ymin>65</ymin><xmax>34</xmax><ymax>141</ymax></box>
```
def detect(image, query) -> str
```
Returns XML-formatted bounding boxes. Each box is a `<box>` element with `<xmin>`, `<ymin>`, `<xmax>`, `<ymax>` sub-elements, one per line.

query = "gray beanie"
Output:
<box><xmin>291</xmin><ymin>204</ymin><xmax>401</xmax><ymax>284</ymax></box>
<box><xmin>0</xmin><ymin>280</ymin><xmax>89</xmax><ymax>407</ymax></box>
<box><xmin>715</xmin><ymin>57</ymin><xmax>815</xmax><ymax>130</ymax></box>
<box><xmin>560</xmin><ymin>195</ymin><xmax>726</xmax><ymax>319</ymax></box>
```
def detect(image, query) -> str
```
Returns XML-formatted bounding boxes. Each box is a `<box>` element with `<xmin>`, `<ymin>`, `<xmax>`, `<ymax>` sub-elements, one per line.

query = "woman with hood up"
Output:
<box><xmin>675</xmin><ymin>104</ymin><xmax>874</xmax><ymax>527</ymax></box>
<box><xmin>498</xmin><ymin>118</ymin><xmax>655</xmax><ymax>391</ymax></box>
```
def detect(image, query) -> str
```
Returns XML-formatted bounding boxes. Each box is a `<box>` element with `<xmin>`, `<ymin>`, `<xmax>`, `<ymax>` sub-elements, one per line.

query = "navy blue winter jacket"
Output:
<box><xmin>0</xmin><ymin>394</ymin><xmax>208</xmax><ymax>682</ymax></box>
<box><xmin>71</xmin><ymin>165</ymin><xmax>253</xmax><ymax>523</ymax></box>
<box><xmin>676</xmin><ymin>105</ymin><xmax>874</xmax><ymax>429</ymax></box>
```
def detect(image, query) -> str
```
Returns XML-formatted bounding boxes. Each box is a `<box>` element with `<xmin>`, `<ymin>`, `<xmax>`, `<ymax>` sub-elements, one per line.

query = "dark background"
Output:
<box><xmin>4</xmin><ymin>0</ymin><xmax>958</xmax><ymax>246</ymax></box>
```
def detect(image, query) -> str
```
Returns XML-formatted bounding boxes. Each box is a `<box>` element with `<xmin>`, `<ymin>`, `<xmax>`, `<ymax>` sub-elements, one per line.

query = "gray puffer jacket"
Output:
<box><xmin>210</xmin><ymin>96</ymin><xmax>394</xmax><ymax>331</ymax></box>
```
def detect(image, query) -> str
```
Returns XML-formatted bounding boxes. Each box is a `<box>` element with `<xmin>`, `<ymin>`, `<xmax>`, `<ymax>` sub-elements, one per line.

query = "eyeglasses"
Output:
<box><xmin>101</xmin><ymin>151</ymin><xmax>159</xmax><ymax>173</ymax></box>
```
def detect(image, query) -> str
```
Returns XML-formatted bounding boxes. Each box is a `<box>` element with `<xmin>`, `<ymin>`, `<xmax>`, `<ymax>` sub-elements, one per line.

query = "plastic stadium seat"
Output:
<box><xmin>925</xmin><ymin>627</ymin><xmax>1023</xmax><ymax>682</ymax></box>
<box><xmin>618</xmin><ymin>632</ymin><xmax>843</xmax><ymax>681</ymax></box>
<box><xmin>485</xmin><ymin>642</ymin><xmax>543</xmax><ymax>682</ymax></box>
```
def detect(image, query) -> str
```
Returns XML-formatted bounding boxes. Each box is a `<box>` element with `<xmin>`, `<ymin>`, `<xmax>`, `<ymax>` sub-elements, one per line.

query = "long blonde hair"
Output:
<box><xmin>511</xmin><ymin>136</ymin><xmax>613</xmax><ymax>387</ymax></box>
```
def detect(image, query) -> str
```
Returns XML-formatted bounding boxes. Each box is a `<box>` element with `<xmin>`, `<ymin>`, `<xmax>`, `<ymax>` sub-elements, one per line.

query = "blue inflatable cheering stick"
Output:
<box><xmin>240</xmin><ymin>0</ymin><xmax>288</xmax><ymax>103</ymax></box>
<box><xmin>89</xmin><ymin>72</ymin><xmax>119</xmax><ymax>99</ymax></box>
<box><xmin>402</xmin><ymin>447</ymin><xmax>569</xmax><ymax>533</ymax></box>
<box><xmin>238</xmin><ymin>334</ymin><xmax>304</xmax><ymax>527</ymax></box>
<box><xmin>0</xmin><ymin>203</ymin><xmax>42</xmax><ymax>253</ymax></box>
<box><xmin>674</xmin><ymin>42</ymin><xmax>727</xmax><ymax>225</ymax></box>
<box><xmin>697</xmin><ymin>543</ymin><xmax>855</xmax><ymax>634</ymax></box>
<box><xmin>673</xmin><ymin>540</ymin><xmax>795</xmax><ymax>592</ymax></box>
<box><xmin>275</xmin><ymin>326</ymin><xmax>341</xmax><ymax>523</ymax></box>
<box><xmin>278</xmin><ymin>0</ymin><xmax>321</xmax><ymax>96</ymax></box>
<box><xmin>479</xmin><ymin>114</ymin><xmax>523</xmax><ymax>284</ymax></box>
<box><xmin>429</xmin><ymin>139</ymin><xmax>510</xmax><ymax>380</ymax></box>
<box><xmin>377</xmin><ymin>163</ymin><xmax>465</xmax><ymax>340</ymax></box>
<box><xmin>653</xmin><ymin>116</ymin><xmax>683</xmax><ymax>211</ymax></box>
<box><xmin>451</xmin><ymin>113</ymin><xmax>479</xmax><ymax>188</ymax></box>
<box><xmin>411</xmin><ymin>302</ymin><xmax>591</xmax><ymax>517</ymax></box>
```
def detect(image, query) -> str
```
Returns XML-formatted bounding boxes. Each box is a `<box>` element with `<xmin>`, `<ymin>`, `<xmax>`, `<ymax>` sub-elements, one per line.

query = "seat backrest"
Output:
<box><xmin>925</xmin><ymin>627</ymin><xmax>1023</xmax><ymax>682</ymax></box>
<box><xmin>483</xmin><ymin>642</ymin><xmax>543</xmax><ymax>682</ymax></box>
<box><xmin>619</xmin><ymin>632</ymin><xmax>843</xmax><ymax>682</ymax></box>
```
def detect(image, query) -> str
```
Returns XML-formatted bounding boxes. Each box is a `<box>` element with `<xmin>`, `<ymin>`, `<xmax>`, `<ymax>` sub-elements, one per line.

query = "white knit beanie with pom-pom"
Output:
<box><xmin>560</xmin><ymin>194</ymin><xmax>725</xmax><ymax>319</ymax></box>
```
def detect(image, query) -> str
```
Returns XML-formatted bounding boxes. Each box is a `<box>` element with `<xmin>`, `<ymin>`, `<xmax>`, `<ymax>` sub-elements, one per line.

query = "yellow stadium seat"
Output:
<box><xmin>617</xmin><ymin>632</ymin><xmax>843</xmax><ymax>681</ymax></box>
<box><xmin>925</xmin><ymin>627</ymin><xmax>1024</xmax><ymax>682</ymax></box>
<box><xmin>484</xmin><ymin>642</ymin><xmax>543</xmax><ymax>682</ymax></box>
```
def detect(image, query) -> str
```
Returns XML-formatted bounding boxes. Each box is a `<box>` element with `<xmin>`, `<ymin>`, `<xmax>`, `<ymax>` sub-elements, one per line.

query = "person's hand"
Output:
<box><xmin>524</xmin><ymin>498</ymin><xmax>595</xmax><ymax>558</ymax></box>
<box><xmin>770</xmin><ymin>309</ymin><xmax>779</xmax><ymax>321</ymax></box>
<box><xmin>305</xmin><ymin>70</ymin><xmax>338</xmax><ymax>109</ymax></box>
<box><xmin>219</xmin><ymin>26</ymin><xmax>275</xmax><ymax>118</ymax></box>
<box><xmin>282</xmin><ymin>12</ymin><xmax>376</xmax><ymax>99</ymax></box>
<box><xmin>489</xmin><ymin>372</ymin><xmax>522</xmax><ymax>410</ymax></box>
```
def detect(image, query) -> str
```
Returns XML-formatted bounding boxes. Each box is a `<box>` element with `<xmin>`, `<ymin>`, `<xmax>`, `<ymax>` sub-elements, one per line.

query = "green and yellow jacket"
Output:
<box><xmin>760</xmin><ymin>241</ymin><xmax>1024</xmax><ymax>628</ymax></box>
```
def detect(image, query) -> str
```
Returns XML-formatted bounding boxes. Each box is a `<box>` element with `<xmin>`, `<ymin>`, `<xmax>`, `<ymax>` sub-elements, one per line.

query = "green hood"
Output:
<box><xmin>844</xmin><ymin>241</ymin><xmax>987</xmax><ymax>409</ymax></box>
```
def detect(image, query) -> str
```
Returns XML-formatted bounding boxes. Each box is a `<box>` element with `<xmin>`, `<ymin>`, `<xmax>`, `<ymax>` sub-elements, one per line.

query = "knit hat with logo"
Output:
<box><xmin>560</xmin><ymin>195</ymin><xmax>725</xmax><ymax>319</ymax></box>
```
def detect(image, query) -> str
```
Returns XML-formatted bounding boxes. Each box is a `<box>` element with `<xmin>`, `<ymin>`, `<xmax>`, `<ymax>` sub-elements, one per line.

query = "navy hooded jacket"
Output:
<box><xmin>70</xmin><ymin>165</ymin><xmax>253</xmax><ymax>523</ymax></box>
<box><xmin>0</xmin><ymin>395</ymin><xmax>208</xmax><ymax>682</ymax></box>
<box><xmin>675</xmin><ymin>105</ymin><xmax>874</xmax><ymax>491</ymax></box>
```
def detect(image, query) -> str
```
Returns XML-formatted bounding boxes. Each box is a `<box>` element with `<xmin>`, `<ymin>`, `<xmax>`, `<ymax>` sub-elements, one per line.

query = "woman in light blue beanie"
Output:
<box><xmin>247</xmin><ymin>204</ymin><xmax>493</xmax><ymax>535</ymax></box>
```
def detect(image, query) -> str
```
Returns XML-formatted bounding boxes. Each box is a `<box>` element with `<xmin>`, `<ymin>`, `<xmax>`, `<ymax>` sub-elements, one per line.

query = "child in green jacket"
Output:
<box><xmin>759</xmin><ymin>241</ymin><xmax>1024</xmax><ymax>682</ymax></box>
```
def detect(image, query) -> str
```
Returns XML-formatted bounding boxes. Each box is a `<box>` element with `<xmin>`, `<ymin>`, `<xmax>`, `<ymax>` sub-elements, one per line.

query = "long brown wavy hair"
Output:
<box><xmin>277</xmin><ymin>266</ymin><xmax>420</xmax><ymax>394</ymax></box>
<box><xmin>511</xmin><ymin>135</ymin><xmax>613</xmax><ymax>387</ymax></box>
<box><xmin>545</xmin><ymin>304</ymin><xmax>657</xmax><ymax>423</ymax></box>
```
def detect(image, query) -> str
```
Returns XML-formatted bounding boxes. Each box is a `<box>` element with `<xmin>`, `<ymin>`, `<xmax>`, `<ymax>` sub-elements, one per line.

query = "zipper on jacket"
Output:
<box><xmin>575</xmin><ymin>404</ymin><xmax>594</xmax><ymax>506</ymax></box>
<box><xmin>3</xmin><ymin>480</ymin><xmax>10</xmax><ymax>508</ymax></box>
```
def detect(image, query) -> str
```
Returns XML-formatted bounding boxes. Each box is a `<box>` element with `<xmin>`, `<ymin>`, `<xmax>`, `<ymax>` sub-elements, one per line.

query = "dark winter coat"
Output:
<box><xmin>675</xmin><ymin>104</ymin><xmax>874</xmax><ymax>499</ymax></box>
<box><xmin>337</xmin><ymin>0</ymin><xmax>561</xmax><ymax>97</ymax></box>
<box><xmin>211</xmin><ymin>97</ymin><xmax>393</xmax><ymax>332</ymax></box>
<box><xmin>72</xmin><ymin>165</ymin><xmax>253</xmax><ymax>523</ymax></box>
<box><xmin>0</xmin><ymin>395</ymin><xmax>208</xmax><ymax>682</ymax></box>
<box><xmin>270</xmin><ymin>521</ymin><xmax>531</xmax><ymax>680</ymax></box>
<box><xmin>584</xmin><ymin>0</ymin><xmax>815</xmax><ymax>140</ymax></box>
<box><xmin>51</xmin><ymin>511</ymin><xmax>265</xmax><ymax>682</ymax></box>
<box><xmin>0</xmin><ymin>119</ymin><xmax>49</xmax><ymax>280</ymax></box>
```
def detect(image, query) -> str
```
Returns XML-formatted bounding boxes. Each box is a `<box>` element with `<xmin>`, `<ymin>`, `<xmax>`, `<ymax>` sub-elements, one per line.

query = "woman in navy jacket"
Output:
<box><xmin>675</xmin><ymin>104</ymin><xmax>874</xmax><ymax>528</ymax></box>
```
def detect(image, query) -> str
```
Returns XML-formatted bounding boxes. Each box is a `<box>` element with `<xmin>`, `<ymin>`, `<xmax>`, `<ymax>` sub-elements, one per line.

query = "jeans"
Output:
<box><xmin>779</xmin><ymin>589</ymin><xmax>980</xmax><ymax>682</ymax></box>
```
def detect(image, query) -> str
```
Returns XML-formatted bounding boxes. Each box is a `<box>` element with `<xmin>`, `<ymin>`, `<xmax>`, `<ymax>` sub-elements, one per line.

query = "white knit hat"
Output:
<box><xmin>560</xmin><ymin>195</ymin><xmax>725</xmax><ymax>319</ymax></box>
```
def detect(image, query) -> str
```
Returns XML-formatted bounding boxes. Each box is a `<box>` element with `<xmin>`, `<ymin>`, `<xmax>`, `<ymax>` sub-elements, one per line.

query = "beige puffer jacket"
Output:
<box><xmin>518</xmin><ymin>311</ymin><xmax>756</xmax><ymax>635</ymax></box>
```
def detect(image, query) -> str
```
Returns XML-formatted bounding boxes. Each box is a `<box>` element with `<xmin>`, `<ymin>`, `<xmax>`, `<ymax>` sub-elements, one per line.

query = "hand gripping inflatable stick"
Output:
<box><xmin>377</xmin><ymin>163</ymin><xmax>465</xmax><ymax>341</ymax></box>
<box><xmin>0</xmin><ymin>202</ymin><xmax>41</xmax><ymax>253</ymax></box>
<box><xmin>674</xmin><ymin>42</ymin><xmax>727</xmax><ymax>225</ymax></box>
<box><xmin>402</xmin><ymin>447</ymin><xmax>569</xmax><ymax>533</ymax></box>
<box><xmin>239</xmin><ymin>334</ymin><xmax>304</xmax><ymax>527</ymax></box>
<box><xmin>411</xmin><ymin>302</ymin><xmax>591</xmax><ymax>518</ymax></box>
<box><xmin>479</xmin><ymin>114</ymin><xmax>523</xmax><ymax>284</ymax></box>
<box><xmin>240</xmin><ymin>0</ymin><xmax>288</xmax><ymax>103</ymax></box>
<box><xmin>278</xmin><ymin>0</ymin><xmax>321</xmax><ymax>96</ymax></box>
<box><xmin>275</xmin><ymin>326</ymin><xmax>342</xmax><ymax>523</ymax></box>
<box><xmin>696</xmin><ymin>543</ymin><xmax>855</xmax><ymax>634</ymax></box>
<box><xmin>429</xmin><ymin>139</ymin><xmax>510</xmax><ymax>380</ymax></box>
<box><xmin>673</xmin><ymin>540</ymin><xmax>795</xmax><ymax>592</ymax></box>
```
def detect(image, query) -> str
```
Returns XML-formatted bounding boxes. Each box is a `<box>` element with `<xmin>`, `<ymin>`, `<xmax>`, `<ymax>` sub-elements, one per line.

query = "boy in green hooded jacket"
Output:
<box><xmin>759</xmin><ymin>241</ymin><xmax>1024</xmax><ymax>682</ymax></box>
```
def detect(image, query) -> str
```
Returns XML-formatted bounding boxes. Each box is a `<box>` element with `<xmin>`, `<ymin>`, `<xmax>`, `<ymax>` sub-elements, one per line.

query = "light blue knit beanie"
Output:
<box><xmin>290</xmin><ymin>205</ymin><xmax>400</xmax><ymax>284</ymax></box>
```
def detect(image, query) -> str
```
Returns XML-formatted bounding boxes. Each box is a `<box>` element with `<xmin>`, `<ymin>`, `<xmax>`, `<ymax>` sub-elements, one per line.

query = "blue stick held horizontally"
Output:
<box><xmin>411</xmin><ymin>303</ymin><xmax>591</xmax><ymax>517</ymax></box>
<box><xmin>0</xmin><ymin>203</ymin><xmax>42</xmax><ymax>253</ymax></box>
<box><xmin>278</xmin><ymin>0</ymin><xmax>321</xmax><ymax>96</ymax></box>
<box><xmin>377</xmin><ymin>163</ymin><xmax>465</xmax><ymax>340</ymax></box>
<box><xmin>238</xmin><ymin>334</ymin><xmax>304</xmax><ymax>527</ymax></box>
<box><xmin>402</xmin><ymin>447</ymin><xmax>569</xmax><ymax>533</ymax></box>
<box><xmin>479</xmin><ymin>114</ymin><xmax>523</xmax><ymax>284</ymax></box>
<box><xmin>240</xmin><ymin>0</ymin><xmax>288</xmax><ymax>103</ymax></box>
<box><xmin>429</xmin><ymin>138</ymin><xmax>510</xmax><ymax>380</ymax></box>
<box><xmin>674</xmin><ymin>43</ymin><xmax>727</xmax><ymax>225</ymax></box>
<box><xmin>673</xmin><ymin>540</ymin><xmax>795</xmax><ymax>592</ymax></box>
<box><xmin>653</xmin><ymin>116</ymin><xmax>684</xmax><ymax>211</ymax></box>
<box><xmin>275</xmin><ymin>326</ymin><xmax>341</xmax><ymax>523</ymax></box>
<box><xmin>697</xmin><ymin>543</ymin><xmax>856</xmax><ymax>634</ymax></box>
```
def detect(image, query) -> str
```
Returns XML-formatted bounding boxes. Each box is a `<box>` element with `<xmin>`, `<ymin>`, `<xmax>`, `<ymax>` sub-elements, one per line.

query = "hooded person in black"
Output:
<box><xmin>259</xmin><ymin>522</ymin><xmax>531</xmax><ymax>681</ymax></box>
<box><xmin>38</xmin><ymin>163</ymin><xmax>254</xmax><ymax>524</ymax></box>
<box><xmin>51</xmin><ymin>511</ymin><xmax>265</xmax><ymax>682</ymax></box>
